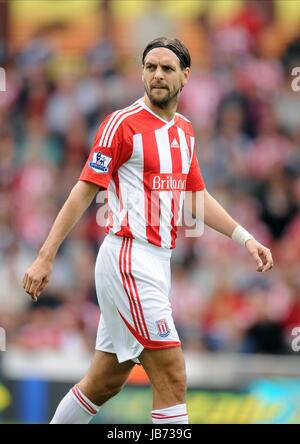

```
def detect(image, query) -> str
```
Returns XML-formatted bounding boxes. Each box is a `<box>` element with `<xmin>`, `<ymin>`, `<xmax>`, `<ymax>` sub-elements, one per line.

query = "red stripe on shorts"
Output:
<box><xmin>127</xmin><ymin>238</ymin><xmax>150</xmax><ymax>340</ymax></box>
<box><xmin>118</xmin><ymin>310</ymin><xmax>181</xmax><ymax>349</ymax></box>
<box><xmin>118</xmin><ymin>237</ymin><xmax>141</xmax><ymax>335</ymax></box>
<box><xmin>122</xmin><ymin>237</ymin><xmax>147</xmax><ymax>337</ymax></box>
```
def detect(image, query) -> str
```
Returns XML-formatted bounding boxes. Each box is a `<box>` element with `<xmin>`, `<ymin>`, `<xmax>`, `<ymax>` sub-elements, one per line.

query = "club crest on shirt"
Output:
<box><xmin>156</xmin><ymin>319</ymin><xmax>170</xmax><ymax>338</ymax></box>
<box><xmin>89</xmin><ymin>152</ymin><xmax>112</xmax><ymax>173</ymax></box>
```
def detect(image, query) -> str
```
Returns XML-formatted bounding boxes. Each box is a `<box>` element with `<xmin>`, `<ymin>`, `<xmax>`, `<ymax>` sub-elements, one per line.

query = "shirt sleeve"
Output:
<box><xmin>186</xmin><ymin>146</ymin><xmax>206</xmax><ymax>191</ymax></box>
<box><xmin>79</xmin><ymin>115</ymin><xmax>131</xmax><ymax>189</ymax></box>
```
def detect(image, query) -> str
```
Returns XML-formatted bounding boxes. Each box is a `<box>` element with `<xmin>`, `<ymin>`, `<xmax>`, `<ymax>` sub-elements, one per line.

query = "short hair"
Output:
<box><xmin>142</xmin><ymin>37</ymin><xmax>191</xmax><ymax>70</ymax></box>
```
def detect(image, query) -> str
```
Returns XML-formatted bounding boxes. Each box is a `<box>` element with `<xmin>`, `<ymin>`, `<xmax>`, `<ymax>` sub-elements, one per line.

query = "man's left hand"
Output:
<box><xmin>245</xmin><ymin>239</ymin><xmax>274</xmax><ymax>272</ymax></box>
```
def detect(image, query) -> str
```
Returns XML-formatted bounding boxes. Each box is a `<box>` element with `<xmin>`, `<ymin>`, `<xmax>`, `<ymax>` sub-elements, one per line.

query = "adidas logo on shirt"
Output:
<box><xmin>171</xmin><ymin>138</ymin><xmax>180</xmax><ymax>148</ymax></box>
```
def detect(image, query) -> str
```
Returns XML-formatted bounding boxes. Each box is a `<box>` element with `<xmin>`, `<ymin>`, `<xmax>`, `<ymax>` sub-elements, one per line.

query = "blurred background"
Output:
<box><xmin>0</xmin><ymin>0</ymin><xmax>300</xmax><ymax>424</ymax></box>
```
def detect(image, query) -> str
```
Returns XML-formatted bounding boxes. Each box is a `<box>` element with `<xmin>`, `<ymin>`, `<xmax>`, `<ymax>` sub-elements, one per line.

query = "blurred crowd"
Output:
<box><xmin>1</xmin><ymin>0</ymin><xmax>300</xmax><ymax>358</ymax></box>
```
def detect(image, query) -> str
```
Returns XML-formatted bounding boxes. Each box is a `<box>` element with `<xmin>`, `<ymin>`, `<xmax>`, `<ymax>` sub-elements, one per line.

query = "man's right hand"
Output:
<box><xmin>23</xmin><ymin>256</ymin><xmax>53</xmax><ymax>302</ymax></box>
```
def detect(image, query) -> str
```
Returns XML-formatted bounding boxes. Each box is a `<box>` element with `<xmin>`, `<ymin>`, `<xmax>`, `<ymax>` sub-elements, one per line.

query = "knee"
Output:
<box><xmin>79</xmin><ymin>377</ymin><xmax>124</xmax><ymax>406</ymax></box>
<box><xmin>154</xmin><ymin>367</ymin><xmax>186</xmax><ymax>400</ymax></box>
<box><xmin>167</xmin><ymin>369</ymin><xmax>187</xmax><ymax>396</ymax></box>
<box><xmin>151</xmin><ymin>369</ymin><xmax>186</xmax><ymax>406</ymax></box>
<box><xmin>92</xmin><ymin>377</ymin><xmax>124</xmax><ymax>401</ymax></box>
<box><xmin>103</xmin><ymin>380</ymin><xmax>123</xmax><ymax>398</ymax></box>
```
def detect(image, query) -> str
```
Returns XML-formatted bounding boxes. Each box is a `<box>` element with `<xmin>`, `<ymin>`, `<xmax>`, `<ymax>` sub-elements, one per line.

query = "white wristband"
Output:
<box><xmin>231</xmin><ymin>226</ymin><xmax>254</xmax><ymax>246</ymax></box>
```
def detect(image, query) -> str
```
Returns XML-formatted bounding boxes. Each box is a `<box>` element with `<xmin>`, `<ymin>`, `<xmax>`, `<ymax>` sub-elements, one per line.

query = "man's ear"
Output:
<box><xmin>182</xmin><ymin>67</ymin><xmax>190</xmax><ymax>87</ymax></box>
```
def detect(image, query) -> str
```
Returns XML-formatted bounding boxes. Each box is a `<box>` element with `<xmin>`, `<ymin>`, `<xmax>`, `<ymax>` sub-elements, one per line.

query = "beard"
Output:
<box><xmin>145</xmin><ymin>84</ymin><xmax>182</xmax><ymax>109</ymax></box>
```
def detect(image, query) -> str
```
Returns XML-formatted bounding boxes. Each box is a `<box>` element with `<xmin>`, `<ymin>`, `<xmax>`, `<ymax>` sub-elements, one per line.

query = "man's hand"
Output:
<box><xmin>245</xmin><ymin>239</ymin><xmax>274</xmax><ymax>272</ymax></box>
<box><xmin>23</xmin><ymin>256</ymin><xmax>53</xmax><ymax>302</ymax></box>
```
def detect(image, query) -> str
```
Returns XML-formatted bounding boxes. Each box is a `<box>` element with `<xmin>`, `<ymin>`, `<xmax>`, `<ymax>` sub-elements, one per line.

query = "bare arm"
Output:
<box><xmin>189</xmin><ymin>189</ymin><xmax>274</xmax><ymax>273</ymax></box>
<box><xmin>202</xmin><ymin>189</ymin><xmax>239</xmax><ymax>237</ymax></box>
<box><xmin>23</xmin><ymin>180</ymin><xmax>99</xmax><ymax>301</ymax></box>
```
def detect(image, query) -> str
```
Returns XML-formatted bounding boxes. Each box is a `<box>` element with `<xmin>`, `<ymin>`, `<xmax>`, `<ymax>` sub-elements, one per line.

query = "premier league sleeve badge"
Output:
<box><xmin>89</xmin><ymin>152</ymin><xmax>112</xmax><ymax>173</ymax></box>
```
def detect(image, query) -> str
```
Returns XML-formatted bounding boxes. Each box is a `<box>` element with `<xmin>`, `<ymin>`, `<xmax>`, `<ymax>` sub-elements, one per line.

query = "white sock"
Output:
<box><xmin>50</xmin><ymin>385</ymin><xmax>100</xmax><ymax>424</ymax></box>
<box><xmin>152</xmin><ymin>403</ymin><xmax>188</xmax><ymax>424</ymax></box>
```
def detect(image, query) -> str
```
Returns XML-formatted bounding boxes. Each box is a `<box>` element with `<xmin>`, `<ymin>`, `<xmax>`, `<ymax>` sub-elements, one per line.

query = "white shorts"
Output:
<box><xmin>95</xmin><ymin>234</ymin><xmax>181</xmax><ymax>363</ymax></box>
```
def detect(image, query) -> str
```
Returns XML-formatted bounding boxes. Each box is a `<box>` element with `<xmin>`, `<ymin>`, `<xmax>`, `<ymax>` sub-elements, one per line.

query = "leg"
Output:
<box><xmin>93</xmin><ymin>236</ymin><xmax>187</xmax><ymax>423</ymax></box>
<box><xmin>50</xmin><ymin>350</ymin><xmax>135</xmax><ymax>423</ymax></box>
<box><xmin>139</xmin><ymin>346</ymin><xmax>187</xmax><ymax>409</ymax></box>
<box><xmin>78</xmin><ymin>350</ymin><xmax>135</xmax><ymax>405</ymax></box>
<box><xmin>139</xmin><ymin>346</ymin><xmax>189</xmax><ymax>424</ymax></box>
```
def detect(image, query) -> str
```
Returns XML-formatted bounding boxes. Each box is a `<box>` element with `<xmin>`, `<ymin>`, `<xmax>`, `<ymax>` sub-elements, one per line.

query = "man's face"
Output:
<box><xmin>142</xmin><ymin>48</ymin><xmax>190</xmax><ymax>109</ymax></box>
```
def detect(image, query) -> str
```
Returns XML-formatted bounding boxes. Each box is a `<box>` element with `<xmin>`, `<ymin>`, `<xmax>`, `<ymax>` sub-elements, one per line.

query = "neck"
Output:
<box><xmin>143</xmin><ymin>94</ymin><xmax>177</xmax><ymax>122</ymax></box>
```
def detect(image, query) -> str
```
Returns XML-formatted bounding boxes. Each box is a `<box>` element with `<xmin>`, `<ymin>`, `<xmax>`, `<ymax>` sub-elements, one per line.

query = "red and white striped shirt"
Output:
<box><xmin>80</xmin><ymin>98</ymin><xmax>205</xmax><ymax>249</ymax></box>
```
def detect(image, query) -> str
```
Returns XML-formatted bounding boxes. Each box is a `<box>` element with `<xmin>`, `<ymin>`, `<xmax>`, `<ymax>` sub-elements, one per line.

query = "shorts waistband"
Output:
<box><xmin>106</xmin><ymin>233</ymin><xmax>172</xmax><ymax>259</ymax></box>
